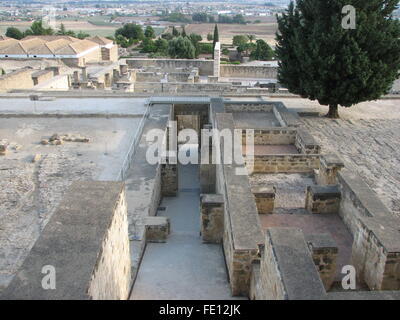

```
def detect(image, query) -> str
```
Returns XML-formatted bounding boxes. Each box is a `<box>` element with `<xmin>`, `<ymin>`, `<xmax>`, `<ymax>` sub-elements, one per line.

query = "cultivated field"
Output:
<box><xmin>185</xmin><ymin>16</ymin><xmax>278</xmax><ymax>46</ymax></box>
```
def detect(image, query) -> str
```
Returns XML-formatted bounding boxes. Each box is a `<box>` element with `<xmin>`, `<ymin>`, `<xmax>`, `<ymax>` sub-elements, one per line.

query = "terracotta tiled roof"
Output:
<box><xmin>55</xmin><ymin>39</ymin><xmax>99</xmax><ymax>55</ymax></box>
<box><xmin>88</xmin><ymin>36</ymin><xmax>113</xmax><ymax>46</ymax></box>
<box><xmin>0</xmin><ymin>38</ymin><xmax>18</xmax><ymax>49</ymax></box>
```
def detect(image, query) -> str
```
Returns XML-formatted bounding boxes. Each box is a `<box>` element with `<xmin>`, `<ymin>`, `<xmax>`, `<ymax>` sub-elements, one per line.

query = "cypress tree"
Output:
<box><xmin>276</xmin><ymin>0</ymin><xmax>400</xmax><ymax>118</ymax></box>
<box><xmin>212</xmin><ymin>24</ymin><xmax>219</xmax><ymax>59</ymax></box>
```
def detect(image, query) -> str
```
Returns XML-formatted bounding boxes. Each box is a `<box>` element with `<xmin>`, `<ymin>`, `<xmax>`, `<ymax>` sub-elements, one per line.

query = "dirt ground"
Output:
<box><xmin>0</xmin><ymin>117</ymin><xmax>141</xmax><ymax>289</ymax></box>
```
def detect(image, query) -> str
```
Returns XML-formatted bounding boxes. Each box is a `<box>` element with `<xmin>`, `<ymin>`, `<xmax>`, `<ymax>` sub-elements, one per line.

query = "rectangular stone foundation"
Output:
<box><xmin>251</xmin><ymin>186</ymin><xmax>276</xmax><ymax>214</ymax></box>
<box><xmin>305</xmin><ymin>185</ymin><xmax>341</xmax><ymax>214</ymax></box>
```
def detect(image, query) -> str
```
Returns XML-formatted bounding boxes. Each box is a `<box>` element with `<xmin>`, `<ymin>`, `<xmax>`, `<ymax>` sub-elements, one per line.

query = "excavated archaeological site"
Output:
<box><xmin>0</xmin><ymin>48</ymin><xmax>399</xmax><ymax>300</ymax></box>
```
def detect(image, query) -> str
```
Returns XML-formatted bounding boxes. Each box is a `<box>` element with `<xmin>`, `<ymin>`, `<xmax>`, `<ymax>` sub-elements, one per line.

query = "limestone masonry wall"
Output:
<box><xmin>2</xmin><ymin>181</ymin><xmax>131</xmax><ymax>300</ymax></box>
<box><xmin>0</xmin><ymin>68</ymin><xmax>35</xmax><ymax>92</ymax></box>
<box><xmin>306</xmin><ymin>233</ymin><xmax>338</xmax><ymax>291</ymax></box>
<box><xmin>220</xmin><ymin>65</ymin><xmax>277</xmax><ymax>79</ymax></box>
<box><xmin>126</xmin><ymin>58</ymin><xmax>214</xmax><ymax>76</ymax></box>
<box><xmin>243</xmin><ymin>128</ymin><xmax>296</xmax><ymax>145</ymax></box>
<box><xmin>337</xmin><ymin>169</ymin><xmax>400</xmax><ymax>290</ymax></box>
<box><xmin>254</xmin><ymin>228</ymin><xmax>326</xmax><ymax>300</ymax></box>
<box><xmin>88</xmin><ymin>189</ymin><xmax>131</xmax><ymax>299</ymax></box>
<box><xmin>250</xmin><ymin>154</ymin><xmax>320</xmax><ymax>174</ymax></box>
<box><xmin>214</xmin><ymin>112</ymin><xmax>264</xmax><ymax>296</ymax></box>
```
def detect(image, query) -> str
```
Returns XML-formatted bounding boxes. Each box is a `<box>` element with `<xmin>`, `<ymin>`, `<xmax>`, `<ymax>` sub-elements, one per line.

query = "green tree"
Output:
<box><xmin>5</xmin><ymin>27</ymin><xmax>24</xmax><ymax>40</ymax></box>
<box><xmin>232</xmin><ymin>35</ymin><xmax>249</xmax><ymax>47</ymax></box>
<box><xmin>115</xmin><ymin>23</ymin><xmax>144</xmax><ymax>41</ymax></box>
<box><xmin>248</xmin><ymin>34</ymin><xmax>256</xmax><ymax>43</ymax></box>
<box><xmin>57</xmin><ymin>23</ymin><xmax>76</xmax><ymax>37</ymax></box>
<box><xmin>144</xmin><ymin>26</ymin><xmax>156</xmax><ymax>39</ymax></box>
<box><xmin>141</xmin><ymin>37</ymin><xmax>157</xmax><ymax>53</ymax></box>
<box><xmin>250</xmin><ymin>39</ymin><xmax>274</xmax><ymax>61</ymax></box>
<box><xmin>161</xmin><ymin>33</ymin><xmax>173</xmax><ymax>41</ymax></box>
<box><xmin>207</xmin><ymin>33</ymin><xmax>214</xmax><ymax>41</ymax></box>
<box><xmin>276</xmin><ymin>0</ymin><xmax>400</xmax><ymax>118</ymax></box>
<box><xmin>76</xmin><ymin>31</ymin><xmax>90</xmax><ymax>39</ymax></box>
<box><xmin>172</xmin><ymin>26</ymin><xmax>180</xmax><ymax>37</ymax></box>
<box><xmin>189</xmin><ymin>33</ymin><xmax>203</xmax><ymax>57</ymax></box>
<box><xmin>181</xmin><ymin>26</ymin><xmax>187</xmax><ymax>38</ymax></box>
<box><xmin>155</xmin><ymin>38</ymin><xmax>169</xmax><ymax>55</ymax></box>
<box><xmin>28</xmin><ymin>20</ymin><xmax>54</xmax><ymax>36</ymax></box>
<box><xmin>168</xmin><ymin>36</ymin><xmax>196</xmax><ymax>59</ymax></box>
<box><xmin>212</xmin><ymin>24</ymin><xmax>219</xmax><ymax>59</ymax></box>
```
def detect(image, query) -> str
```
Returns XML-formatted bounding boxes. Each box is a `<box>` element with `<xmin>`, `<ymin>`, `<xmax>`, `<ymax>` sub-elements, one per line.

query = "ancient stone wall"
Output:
<box><xmin>243</xmin><ymin>128</ymin><xmax>296</xmax><ymax>145</ymax></box>
<box><xmin>220</xmin><ymin>65</ymin><xmax>277</xmax><ymax>79</ymax></box>
<box><xmin>295</xmin><ymin>129</ymin><xmax>321</xmax><ymax>154</ymax></box>
<box><xmin>253</xmin><ymin>228</ymin><xmax>326</xmax><ymax>300</ymax></box>
<box><xmin>0</xmin><ymin>68</ymin><xmax>35</xmax><ymax>92</ymax></box>
<box><xmin>2</xmin><ymin>181</ymin><xmax>131</xmax><ymax>300</ymax></box>
<box><xmin>250</xmin><ymin>154</ymin><xmax>320</xmax><ymax>174</ymax></box>
<box><xmin>200</xmin><ymin>194</ymin><xmax>224</xmax><ymax>243</ymax></box>
<box><xmin>315</xmin><ymin>154</ymin><xmax>345</xmax><ymax>185</ymax></box>
<box><xmin>214</xmin><ymin>112</ymin><xmax>264</xmax><ymax>296</ymax></box>
<box><xmin>126</xmin><ymin>58</ymin><xmax>214</xmax><ymax>76</ymax></box>
<box><xmin>306</xmin><ymin>234</ymin><xmax>338</xmax><ymax>291</ymax></box>
<box><xmin>305</xmin><ymin>185</ymin><xmax>341</xmax><ymax>214</ymax></box>
<box><xmin>88</xmin><ymin>189</ymin><xmax>131</xmax><ymax>299</ymax></box>
<box><xmin>225</xmin><ymin>103</ymin><xmax>274</xmax><ymax>113</ymax></box>
<box><xmin>251</xmin><ymin>186</ymin><xmax>275</xmax><ymax>214</ymax></box>
<box><xmin>337</xmin><ymin>169</ymin><xmax>400</xmax><ymax>290</ymax></box>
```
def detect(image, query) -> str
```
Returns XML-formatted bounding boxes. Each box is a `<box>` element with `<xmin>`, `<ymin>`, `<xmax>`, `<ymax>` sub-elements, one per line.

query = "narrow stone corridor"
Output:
<box><xmin>130</xmin><ymin>162</ymin><xmax>242</xmax><ymax>300</ymax></box>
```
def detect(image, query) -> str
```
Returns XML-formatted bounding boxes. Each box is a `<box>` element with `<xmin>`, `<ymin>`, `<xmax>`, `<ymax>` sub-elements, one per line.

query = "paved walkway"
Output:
<box><xmin>130</xmin><ymin>163</ymin><xmax>241</xmax><ymax>300</ymax></box>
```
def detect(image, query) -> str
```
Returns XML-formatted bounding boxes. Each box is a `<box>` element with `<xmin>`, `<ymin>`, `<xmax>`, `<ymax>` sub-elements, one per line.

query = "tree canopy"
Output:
<box><xmin>276</xmin><ymin>0</ymin><xmax>400</xmax><ymax>118</ymax></box>
<box><xmin>168</xmin><ymin>36</ymin><xmax>196</xmax><ymax>59</ymax></box>
<box><xmin>5</xmin><ymin>27</ymin><xmax>24</xmax><ymax>40</ymax></box>
<box><xmin>115</xmin><ymin>23</ymin><xmax>144</xmax><ymax>41</ymax></box>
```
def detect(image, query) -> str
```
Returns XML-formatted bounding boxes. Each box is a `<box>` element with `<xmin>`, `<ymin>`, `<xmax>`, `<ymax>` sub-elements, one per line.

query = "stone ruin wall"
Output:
<box><xmin>2</xmin><ymin>181</ymin><xmax>131</xmax><ymax>300</ymax></box>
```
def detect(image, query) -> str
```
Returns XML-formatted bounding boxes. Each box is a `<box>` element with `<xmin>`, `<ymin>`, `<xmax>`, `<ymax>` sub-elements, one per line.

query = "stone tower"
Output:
<box><xmin>213</xmin><ymin>42</ymin><xmax>221</xmax><ymax>78</ymax></box>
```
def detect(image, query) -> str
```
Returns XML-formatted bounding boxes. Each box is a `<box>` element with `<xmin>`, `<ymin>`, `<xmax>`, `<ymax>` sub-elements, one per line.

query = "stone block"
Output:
<box><xmin>316</xmin><ymin>154</ymin><xmax>345</xmax><ymax>185</ymax></box>
<box><xmin>251</xmin><ymin>186</ymin><xmax>276</xmax><ymax>214</ymax></box>
<box><xmin>0</xmin><ymin>143</ymin><xmax>7</xmax><ymax>156</ymax></box>
<box><xmin>305</xmin><ymin>185</ymin><xmax>341</xmax><ymax>214</ymax></box>
<box><xmin>306</xmin><ymin>233</ymin><xmax>338</xmax><ymax>291</ymax></box>
<box><xmin>144</xmin><ymin>216</ymin><xmax>170</xmax><ymax>243</ymax></box>
<box><xmin>200</xmin><ymin>194</ymin><xmax>224</xmax><ymax>243</ymax></box>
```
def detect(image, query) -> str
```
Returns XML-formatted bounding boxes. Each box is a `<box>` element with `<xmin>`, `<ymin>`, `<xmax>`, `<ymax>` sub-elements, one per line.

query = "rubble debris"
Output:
<box><xmin>0</xmin><ymin>139</ymin><xmax>9</xmax><ymax>156</ymax></box>
<box><xmin>41</xmin><ymin>133</ymin><xmax>90</xmax><ymax>146</ymax></box>
<box><xmin>32</xmin><ymin>154</ymin><xmax>41</xmax><ymax>163</ymax></box>
<box><xmin>0</xmin><ymin>144</ymin><xmax>7</xmax><ymax>156</ymax></box>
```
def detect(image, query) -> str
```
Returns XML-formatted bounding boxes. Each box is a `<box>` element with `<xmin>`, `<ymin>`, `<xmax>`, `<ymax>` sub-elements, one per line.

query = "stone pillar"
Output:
<box><xmin>82</xmin><ymin>67</ymin><xmax>88</xmax><ymax>82</ymax></box>
<box><xmin>305</xmin><ymin>185</ymin><xmax>341</xmax><ymax>214</ymax></box>
<box><xmin>200</xmin><ymin>194</ymin><xmax>224</xmax><ymax>243</ymax></box>
<box><xmin>251</xmin><ymin>186</ymin><xmax>276</xmax><ymax>214</ymax></box>
<box><xmin>200</xmin><ymin>124</ymin><xmax>216</xmax><ymax>193</ymax></box>
<box><xmin>306</xmin><ymin>233</ymin><xmax>338</xmax><ymax>291</ymax></box>
<box><xmin>120</xmin><ymin>64</ymin><xmax>128</xmax><ymax>75</ymax></box>
<box><xmin>161</xmin><ymin>156</ymin><xmax>178</xmax><ymax>197</ymax></box>
<box><xmin>0</xmin><ymin>143</ymin><xmax>7</xmax><ymax>156</ymax></box>
<box><xmin>316</xmin><ymin>154</ymin><xmax>345</xmax><ymax>185</ymax></box>
<box><xmin>73</xmin><ymin>71</ymin><xmax>79</xmax><ymax>83</ymax></box>
<box><xmin>213</xmin><ymin>41</ymin><xmax>221</xmax><ymax>79</ymax></box>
